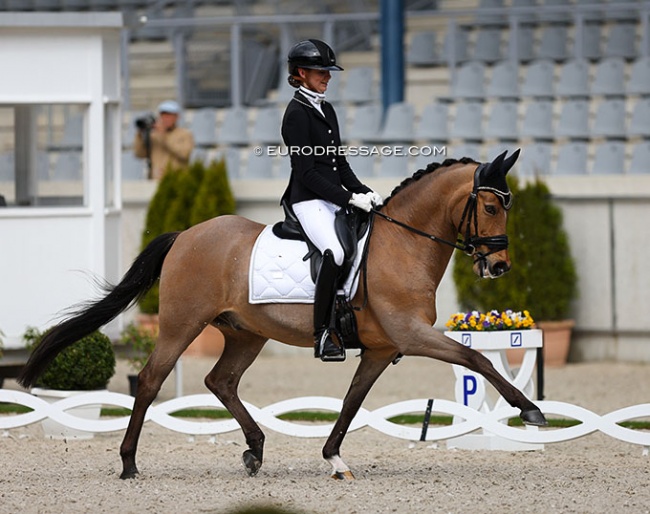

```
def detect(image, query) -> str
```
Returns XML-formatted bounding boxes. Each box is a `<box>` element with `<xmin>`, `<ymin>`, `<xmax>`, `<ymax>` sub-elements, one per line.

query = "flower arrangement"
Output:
<box><xmin>120</xmin><ymin>322</ymin><xmax>157</xmax><ymax>373</ymax></box>
<box><xmin>446</xmin><ymin>309</ymin><xmax>535</xmax><ymax>332</ymax></box>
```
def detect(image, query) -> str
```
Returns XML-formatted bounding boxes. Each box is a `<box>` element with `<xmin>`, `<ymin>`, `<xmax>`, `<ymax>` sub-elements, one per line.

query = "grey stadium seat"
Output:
<box><xmin>518</xmin><ymin>143</ymin><xmax>553</xmax><ymax>177</ymax></box>
<box><xmin>555</xmin><ymin>142</ymin><xmax>588</xmax><ymax>175</ymax></box>
<box><xmin>415</xmin><ymin>102</ymin><xmax>449</xmax><ymax>143</ymax></box>
<box><xmin>472</xmin><ymin>28</ymin><xmax>503</xmax><ymax>64</ymax></box>
<box><xmin>452</xmin><ymin>61</ymin><xmax>486</xmax><ymax>101</ymax></box>
<box><xmin>484</xmin><ymin>101</ymin><xmax>518</xmax><ymax>141</ymax></box>
<box><xmin>375</xmin><ymin>102</ymin><xmax>415</xmax><ymax>143</ymax></box>
<box><xmin>628</xmin><ymin>98</ymin><xmax>650</xmax><ymax>137</ymax></box>
<box><xmin>627</xmin><ymin>57</ymin><xmax>650</xmax><ymax>96</ymax></box>
<box><xmin>347</xmin><ymin>154</ymin><xmax>375</xmax><ymax>178</ymax></box>
<box><xmin>628</xmin><ymin>142</ymin><xmax>650</xmax><ymax>174</ymax></box>
<box><xmin>537</xmin><ymin>26</ymin><xmax>569</xmax><ymax>62</ymax></box>
<box><xmin>246</xmin><ymin>147</ymin><xmax>274</xmax><ymax>179</ymax></box>
<box><xmin>377</xmin><ymin>153</ymin><xmax>411</xmax><ymax>178</ymax></box>
<box><xmin>224</xmin><ymin>146</ymin><xmax>241</xmax><ymax>179</ymax></box>
<box><xmin>442</xmin><ymin>27</ymin><xmax>470</xmax><ymax>64</ymax></box>
<box><xmin>219</xmin><ymin>108</ymin><xmax>249</xmax><ymax>146</ymax></box>
<box><xmin>511</xmin><ymin>26</ymin><xmax>535</xmax><ymax>63</ymax></box>
<box><xmin>190</xmin><ymin>108</ymin><xmax>218</xmax><ymax>148</ymax></box>
<box><xmin>592</xmin><ymin>99</ymin><xmax>626</xmax><ymax>139</ymax></box>
<box><xmin>556</xmin><ymin>59</ymin><xmax>590</xmax><ymax>98</ymax></box>
<box><xmin>521</xmin><ymin>100</ymin><xmax>554</xmax><ymax>141</ymax></box>
<box><xmin>573</xmin><ymin>24</ymin><xmax>602</xmax><ymax>61</ymax></box>
<box><xmin>407</xmin><ymin>31</ymin><xmax>439</xmax><ymax>67</ymax></box>
<box><xmin>346</xmin><ymin>103</ymin><xmax>382</xmax><ymax>142</ymax></box>
<box><xmin>486</xmin><ymin>60</ymin><xmax>519</xmax><ymax>99</ymax></box>
<box><xmin>591</xmin><ymin>58</ymin><xmax>626</xmax><ymax>97</ymax></box>
<box><xmin>556</xmin><ymin>100</ymin><xmax>590</xmax><ymax>140</ymax></box>
<box><xmin>592</xmin><ymin>141</ymin><xmax>626</xmax><ymax>174</ymax></box>
<box><xmin>341</xmin><ymin>67</ymin><xmax>375</xmax><ymax>104</ymax></box>
<box><xmin>451</xmin><ymin>102</ymin><xmax>483</xmax><ymax>141</ymax></box>
<box><xmin>251</xmin><ymin>107</ymin><xmax>282</xmax><ymax>145</ymax></box>
<box><xmin>450</xmin><ymin>142</ymin><xmax>481</xmax><ymax>161</ymax></box>
<box><xmin>521</xmin><ymin>60</ymin><xmax>555</xmax><ymax>98</ymax></box>
<box><xmin>604</xmin><ymin>23</ymin><xmax>638</xmax><ymax>59</ymax></box>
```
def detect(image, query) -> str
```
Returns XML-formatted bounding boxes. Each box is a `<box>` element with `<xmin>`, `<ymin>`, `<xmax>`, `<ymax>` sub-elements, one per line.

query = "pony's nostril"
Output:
<box><xmin>492</xmin><ymin>261</ymin><xmax>510</xmax><ymax>276</ymax></box>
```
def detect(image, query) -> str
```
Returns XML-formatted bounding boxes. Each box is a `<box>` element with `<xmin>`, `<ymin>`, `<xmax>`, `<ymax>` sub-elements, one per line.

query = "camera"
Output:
<box><xmin>135</xmin><ymin>113</ymin><xmax>156</xmax><ymax>131</ymax></box>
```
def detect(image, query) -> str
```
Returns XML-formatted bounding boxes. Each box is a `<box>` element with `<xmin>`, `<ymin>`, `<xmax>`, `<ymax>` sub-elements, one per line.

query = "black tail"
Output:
<box><xmin>18</xmin><ymin>232</ymin><xmax>180</xmax><ymax>389</ymax></box>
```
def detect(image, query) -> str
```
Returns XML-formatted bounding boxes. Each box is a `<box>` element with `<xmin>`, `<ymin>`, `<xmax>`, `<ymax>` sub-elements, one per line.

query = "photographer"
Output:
<box><xmin>133</xmin><ymin>100</ymin><xmax>194</xmax><ymax>180</ymax></box>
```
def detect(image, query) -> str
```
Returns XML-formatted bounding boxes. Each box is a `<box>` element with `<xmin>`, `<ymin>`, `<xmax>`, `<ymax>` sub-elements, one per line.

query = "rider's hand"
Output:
<box><xmin>367</xmin><ymin>191</ymin><xmax>383</xmax><ymax>207</ymax></box>
<box><xmin>349</xmin><ymin>193</ymin><xmax>373</xmax><ymax>212</ymax></box>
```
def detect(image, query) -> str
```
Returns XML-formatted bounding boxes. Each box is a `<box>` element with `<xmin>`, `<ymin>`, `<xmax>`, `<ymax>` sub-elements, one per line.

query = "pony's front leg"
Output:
<box><xmin>322</xmin><ymin>349</ymin><xmax>396</xmax><ymax>480</ymax></box>
<box><xmin>396</xmin><ymin>323</ymin><xmax>547</xmax><ymax>426</ymax></box>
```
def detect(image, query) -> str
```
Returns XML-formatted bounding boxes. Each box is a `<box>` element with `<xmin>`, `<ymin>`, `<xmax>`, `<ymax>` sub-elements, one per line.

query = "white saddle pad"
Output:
<box><xmin>248</xmin><ymin>225</ymin><xmax>367</xmax><ymax>304</ymax></box>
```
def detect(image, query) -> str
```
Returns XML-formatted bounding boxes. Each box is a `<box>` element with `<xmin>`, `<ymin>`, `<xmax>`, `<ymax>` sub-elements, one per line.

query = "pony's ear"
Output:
<box><xmin>482</xmin><ymin>150</ymin><xmax>507</xmax><ymax>179</ymax></box>
<box><xmin>501</xmin><ymin>148</ymin><xmax>521</xmax><ymax>175</ymax></box>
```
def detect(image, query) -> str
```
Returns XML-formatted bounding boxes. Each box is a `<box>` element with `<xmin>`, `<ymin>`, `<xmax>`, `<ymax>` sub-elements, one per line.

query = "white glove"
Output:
<box><xmin>349</xmin><ymin>192</ymin><xmax>373</xmax><ymax>212</ymax></box>
<box><xmin>367</xmin><ymin>191</ymin><xmax>383</xmax><ymax>207</ymax></box>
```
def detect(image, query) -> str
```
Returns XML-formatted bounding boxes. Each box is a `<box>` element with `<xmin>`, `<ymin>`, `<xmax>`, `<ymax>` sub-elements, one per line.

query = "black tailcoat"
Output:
<box><xmin>281</xmin><ymin>91</ymin><xmax>371</xmax><ymax>208</ymax></box>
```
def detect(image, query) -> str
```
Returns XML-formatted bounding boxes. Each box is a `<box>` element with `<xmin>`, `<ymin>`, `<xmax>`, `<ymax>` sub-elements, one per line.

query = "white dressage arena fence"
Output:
<box><xmin>0</xmin><ymin>389</ymin><xmax>649</xmax><ymax>454</ymax></box>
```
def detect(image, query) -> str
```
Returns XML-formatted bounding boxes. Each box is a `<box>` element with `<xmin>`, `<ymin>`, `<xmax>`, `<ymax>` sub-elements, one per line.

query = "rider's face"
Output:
<box><xmin>299</xmin><ymin>68</ymin><xmax>331</xmax><ymax>94</ymax></box>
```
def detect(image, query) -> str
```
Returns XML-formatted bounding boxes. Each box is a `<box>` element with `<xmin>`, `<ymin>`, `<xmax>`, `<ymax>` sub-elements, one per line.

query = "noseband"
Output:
<box><xmin>372</xmin><ymin>163</ymin><xmax>511</xmax><ymax>266</ymax></box>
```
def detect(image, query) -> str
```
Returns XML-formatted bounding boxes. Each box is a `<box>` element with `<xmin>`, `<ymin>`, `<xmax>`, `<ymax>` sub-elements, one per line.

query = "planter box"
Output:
<box><xmin>31</xmin><ymin>388</ymin><xmax>105</xmax><ymax>440</ymax></box>
<box><xmin>445</xmin><ymin>329</ymin><xmax>543</xmax><ymax>351</ymax></box>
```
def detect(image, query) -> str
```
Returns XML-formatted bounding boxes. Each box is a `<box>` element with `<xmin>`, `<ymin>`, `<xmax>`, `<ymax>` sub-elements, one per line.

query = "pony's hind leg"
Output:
<box><xmin>119</xmin><ymin>325</ymin><xmax>202</xmax><ymax>479</ymax></box>
<box><xmin>204</xmin><ymin>329</ymin><xmax>268</xmax><ymax>477</ymax></box>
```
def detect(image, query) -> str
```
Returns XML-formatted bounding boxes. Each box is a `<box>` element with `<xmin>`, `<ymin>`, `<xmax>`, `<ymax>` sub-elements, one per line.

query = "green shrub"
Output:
<box><xmin>24</xmin><ymin>327</ymin><xmax>116</xmax><ymax>390</ymax></box>
<box><xmin>120</xmin><ymin>322</ymin><xmax>157</xmax><ymax>372</ymax></box>
<box><xmin>452</xmin><ymin>176</ymin><xmax>577</xmax><ymax>321</ymax></box>
<box><xmin>139</xmin><ymin>159</ymin><xmax>236</xmax><ymax>314</ymax></box>
<box><xmin>190</xmin><ymin>158</ymin><xmax>236</xmax><ymax>226</ymax></box>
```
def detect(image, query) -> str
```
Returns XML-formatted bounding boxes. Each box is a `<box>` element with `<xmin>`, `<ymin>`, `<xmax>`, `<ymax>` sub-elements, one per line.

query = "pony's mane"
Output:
<box><xmin>383</xmin><ymin>156</ymin><xmax>479</xmax><ymax>206</ymax></box>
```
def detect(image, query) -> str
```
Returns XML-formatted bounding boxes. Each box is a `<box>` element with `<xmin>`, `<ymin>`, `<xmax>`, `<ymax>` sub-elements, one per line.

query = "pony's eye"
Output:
<box><xmin>485</xmin><ymin>205</ymin><xmax>497</xmax><ymax>215</ymax></box>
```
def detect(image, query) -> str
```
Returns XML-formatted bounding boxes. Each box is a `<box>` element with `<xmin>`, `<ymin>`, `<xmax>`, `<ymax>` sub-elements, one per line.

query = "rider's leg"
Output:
<box><xmin>293</xmin><ymin>199</ymin><xmax>346</xmax><ymax>361</ymax></box>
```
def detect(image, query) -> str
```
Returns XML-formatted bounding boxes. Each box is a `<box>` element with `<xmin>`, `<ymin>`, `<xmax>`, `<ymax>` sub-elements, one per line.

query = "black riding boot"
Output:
<box><xmin>313</xmin><ymin>250</ymin><xmax>346</xmax><ymax>362</ymax></box>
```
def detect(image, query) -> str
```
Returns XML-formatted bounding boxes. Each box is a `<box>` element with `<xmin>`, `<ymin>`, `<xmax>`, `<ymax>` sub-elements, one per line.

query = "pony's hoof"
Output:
<box><xmin>119</xmin><ymin>468</ymin><xmax>139</xmax><ymax>480</ymax></box>
<box><xmin>242</xmin><ymin>450</ymin><xmax>262</xmax><ymax>477</ymax></box>
<box><xmin>331</xmin><ymin>470</ymin><xmax>355</xmax><ymax>481</ymax></box>
<box><xmin>521</xmin><ymin>407</ymin><xmax>548</xmax><ymax>426</ymax></box>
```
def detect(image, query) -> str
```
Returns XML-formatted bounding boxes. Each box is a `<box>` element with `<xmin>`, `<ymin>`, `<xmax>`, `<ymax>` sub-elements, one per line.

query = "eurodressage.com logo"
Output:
<box><xmin>256</xmin><ymin>145</ymin><xmax>447</xmax><ymax>158</ymax></box>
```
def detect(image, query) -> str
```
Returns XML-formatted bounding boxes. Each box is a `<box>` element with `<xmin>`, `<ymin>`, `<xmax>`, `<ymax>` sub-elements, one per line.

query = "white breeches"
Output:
<box><xmin>292</xmin><ymin>199</ymin><xmax>345</xmax><ymax>266</ymax></box>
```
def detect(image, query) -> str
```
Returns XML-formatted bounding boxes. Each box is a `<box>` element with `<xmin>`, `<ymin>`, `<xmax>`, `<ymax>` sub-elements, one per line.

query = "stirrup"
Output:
<box><xmin>314</xmin><ymin>330</ymin><xmax>346</xmax><ymax>362</ymax></box>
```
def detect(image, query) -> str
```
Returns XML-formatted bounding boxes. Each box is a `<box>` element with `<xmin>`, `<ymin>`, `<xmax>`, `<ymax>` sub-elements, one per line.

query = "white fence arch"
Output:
<box><xmin>1</xmin><ymin>390</ymin><xmax>649</xmax><ymax>453</ymax></box>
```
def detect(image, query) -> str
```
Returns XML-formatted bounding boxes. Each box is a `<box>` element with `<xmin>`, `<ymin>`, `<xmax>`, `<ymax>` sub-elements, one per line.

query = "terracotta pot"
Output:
<box><xmin>537</xmin><ymin>319</ymin><xmax>575</xmax><ymax>367</ymax></box>
<box><xmin>183</xmin><ymin>325</ymin><xmax>225</xmax><ymax>358</ymax></box>
<box><xmin>137</xmin><ymin>313</ymin><xmax>224</xmax><ymax>358</ymax></box>
<box><xmin>507</xmin><ymin>320</ymin><xmax>574</xmax><ymax>367</ymax></box>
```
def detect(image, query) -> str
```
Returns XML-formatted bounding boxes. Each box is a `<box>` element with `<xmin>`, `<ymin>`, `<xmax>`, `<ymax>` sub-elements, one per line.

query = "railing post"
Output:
<box><xmin>231</xmin><ymin>22</ymin><xmax>242</xmax><ymax>107</ymax></box>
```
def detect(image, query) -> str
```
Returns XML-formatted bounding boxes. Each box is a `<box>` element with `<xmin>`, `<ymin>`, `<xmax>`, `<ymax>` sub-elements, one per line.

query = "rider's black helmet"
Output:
<box><xmin>287</xmin><ymin>39</ymin><xmax>344</xmax><ymax>75</ymax></box>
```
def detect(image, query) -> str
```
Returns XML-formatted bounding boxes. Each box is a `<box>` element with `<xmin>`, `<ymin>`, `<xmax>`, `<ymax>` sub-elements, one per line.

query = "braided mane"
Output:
<box><xmin>382</xmin><ymin>156</ymin><xmax>478</xmax><ymax>206</ymax></box>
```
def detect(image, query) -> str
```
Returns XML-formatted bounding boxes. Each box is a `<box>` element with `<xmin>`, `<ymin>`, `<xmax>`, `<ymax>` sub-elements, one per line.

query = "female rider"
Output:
<box><xmin>280</xmin><ymin>39</ymin><xmax>382</xmax><ymax>361</ymax></box>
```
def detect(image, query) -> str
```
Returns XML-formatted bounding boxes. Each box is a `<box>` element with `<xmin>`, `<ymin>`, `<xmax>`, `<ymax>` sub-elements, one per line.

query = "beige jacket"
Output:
<box><xmin>134</xmin><ymin>126</ymin><xmax>194</xmax><ymax>180</ymax></box>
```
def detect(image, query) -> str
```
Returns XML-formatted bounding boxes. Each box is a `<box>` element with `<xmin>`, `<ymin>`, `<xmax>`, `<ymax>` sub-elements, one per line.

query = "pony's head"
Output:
<box><xmin>460</xmin><ymin>149</ymin><xmax>519</xmax><ymax>279</ymax></box>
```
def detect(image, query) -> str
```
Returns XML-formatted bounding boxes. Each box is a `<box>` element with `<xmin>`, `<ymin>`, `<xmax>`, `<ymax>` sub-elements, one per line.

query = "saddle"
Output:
<box><xmin>272</xmin><ymin>201</ymin><xmax>370</xmax><ymax>288</ymax></box>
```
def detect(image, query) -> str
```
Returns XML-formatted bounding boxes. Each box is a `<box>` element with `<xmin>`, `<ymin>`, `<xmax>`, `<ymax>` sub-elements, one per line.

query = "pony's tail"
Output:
<box><xmin>17</xmin><ymin>232</ymin><xmax>180</xmax><ymax>389</ymax></box>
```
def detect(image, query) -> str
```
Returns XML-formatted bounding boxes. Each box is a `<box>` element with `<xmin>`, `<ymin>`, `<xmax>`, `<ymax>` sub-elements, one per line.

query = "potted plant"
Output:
<box><xmin>24</xmin><ymin>327</ymin><xmax>116</xmax><ymax>439</ymax></box>
<box><xmin>452</xmin><ymin>176</ymin><xmax>578</xmax><ymax>366</ymax></box>
<box><xmin>119</xmin><ymin>322</ymin><xmax>157</xmax><ymax>396</ymax></box>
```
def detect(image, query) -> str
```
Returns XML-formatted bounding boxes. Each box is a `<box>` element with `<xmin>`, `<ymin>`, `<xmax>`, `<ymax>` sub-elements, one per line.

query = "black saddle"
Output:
<box><xmin>272</xmin><ymin>200</ymin><xmax>370</xmax><ymax>287</ymax></box>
